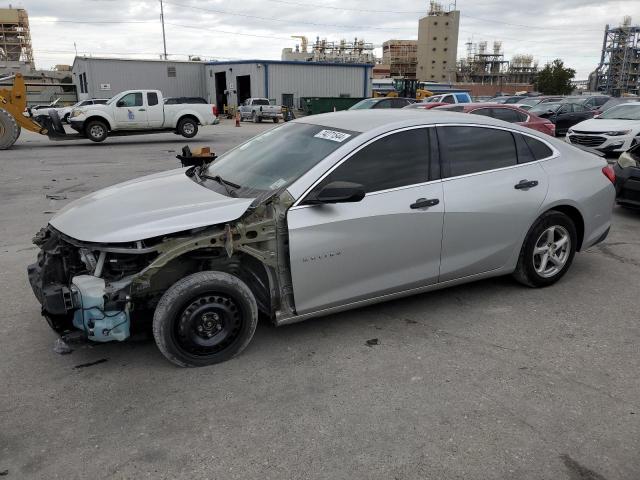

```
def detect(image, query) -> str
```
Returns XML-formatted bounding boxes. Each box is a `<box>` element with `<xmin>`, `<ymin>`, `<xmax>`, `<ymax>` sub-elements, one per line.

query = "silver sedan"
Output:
<box><xmin>28</xmin><ymin>110</ymin><xmax>616</xmax><ymax>366</ymax></box>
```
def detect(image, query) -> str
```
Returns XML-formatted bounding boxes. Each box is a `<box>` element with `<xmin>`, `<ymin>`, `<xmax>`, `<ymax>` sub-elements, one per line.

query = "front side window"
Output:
<box><xmin>438</xmin><ymin>126</ymin><xmax>518</xmax><ymax>177</ymax></box>
<box><xmin>203</xmin><ymin>123</ymin><xmax>359</xmax><ymax>196</ymax></box>
<box><xmin>470</xmin><ymin>108</ymin><xmax>493</xmax><ymax>117</ymax></box>
<box><xmin>442</xmin><ymin>95</ymin><xmax>456</xmax><ymax>104</ymax></box>
<box><xmin>315</xmin><ymin>128</ymin><xmax>430</xmax><ymax>194</ymax></box>
<box><xmin>118</xmin><ymin>92</ymin><xmax>142</xmax><ymax>107</ymax></box>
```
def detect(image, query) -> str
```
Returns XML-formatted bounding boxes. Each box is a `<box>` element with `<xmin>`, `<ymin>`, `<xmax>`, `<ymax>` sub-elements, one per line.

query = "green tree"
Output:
<box><xmin>535</xmin><ymin>59</ymin><xmax>576</xmax><ymax>95</ymax></box>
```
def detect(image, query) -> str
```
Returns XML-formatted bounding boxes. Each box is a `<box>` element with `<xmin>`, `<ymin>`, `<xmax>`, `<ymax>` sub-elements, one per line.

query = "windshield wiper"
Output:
<box><xmin>200</xmin><ymin>174</ymin><xmax>241</xmax><ymax>197</ymax></box>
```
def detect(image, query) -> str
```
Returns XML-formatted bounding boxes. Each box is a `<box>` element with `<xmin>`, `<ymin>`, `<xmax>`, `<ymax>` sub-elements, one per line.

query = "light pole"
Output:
<box><xmin>160</xmin><ymin>0</ymin><xmax>168</xmax><ymax>60</ymax></box>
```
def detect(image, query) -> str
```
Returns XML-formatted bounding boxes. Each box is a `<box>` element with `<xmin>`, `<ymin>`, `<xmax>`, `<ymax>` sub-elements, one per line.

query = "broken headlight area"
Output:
<box><xmin>27</xmin><ymin>226</ymin><xmax>158</xmax><ymax>342</ymax></box>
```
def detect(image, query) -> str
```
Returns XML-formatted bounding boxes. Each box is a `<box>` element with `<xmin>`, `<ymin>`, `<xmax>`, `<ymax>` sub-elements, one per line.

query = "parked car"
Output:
<box><xmin>349</xmin><ymin>97</ymin><xmax>416</xmax><ymax>109</ymax></box>
<box><xmin>565</xmin><ymin>95</ymin><xmax>610</xmax><ymax>111</ymax></box>
<box><xmin>487</xmin><ymin>95</ymin><xmax>528</xmax><ymax>104</ymax></box>
<box><xmin>435</xmin><ymin>103</ymin><xmax>555</xmax><ymax>136</ymax></box>
<box><xmin>515</xmin><ymin>96</ymin><xmax>563</xmax><ymax>111</ymax></box>
<box><xmin>57</xmin><ymin>99</ymin><xmax>109</xmax><ymax>123</ymax></box>
<box><xmin>239</xmin><ymin>98</ymin><xmax>283</xmax><ymax>123</ymax></box>
<box><xmin>68</xmin><ymin>89</ymin><xmax>218</xmax><ymax>142</ymax></box>
<box><xmin>592</xmin><ymin>97</ymin><xmax>639</xmax><ymax>116</ymax></box>
<box><xmin>613</xmin><ymin>143</ymin><xmax>640</xmax><ymax>208</ymax></box>
<box><xmin>164</xmin><ymin>97</ymin><xmax>208</xmax><ymax>105</ymax></box>
<box><xmin>405</xmin><ymin>92</ymin><xmax>472</xmax><ymax>110</ymax></box>
<box><xmin>27</xmin><ymin>110</ymin><xmax>615</xmax><ymax>367</ymax></box>
<box><xmin>566</xmin><ymin>102</ymin><xmax>640</xmax><ymax>154</ymax></box>
<box><xmin>528</xmin><ymin>102</ymin><xmax>595</xmax><ymax>136</ymax></box>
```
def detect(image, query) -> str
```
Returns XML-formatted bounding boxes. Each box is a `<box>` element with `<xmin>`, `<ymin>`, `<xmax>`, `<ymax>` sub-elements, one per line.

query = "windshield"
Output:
<box><xmin>426</xmin><ymin>96</ymin><xmax>443</xmax><ymax>103</ymax></box>
<box><xmin>349</xmin><ymin>98</ymin><xmax>380</xmax><ymax>109</ymax></box>
<box><xmin>530</xmin><ymin>102</ymin><xmax>561</xmax><ymax>114</ymax></box>
<box><xmin>203</xmin><ymin>122</ymin><xmax>359</xmax><ymax>196</ymax></box>
<box><xmin>597</xmin><ymin>104</ymin><xmax>640</xmax><ymax>120</ymax></box>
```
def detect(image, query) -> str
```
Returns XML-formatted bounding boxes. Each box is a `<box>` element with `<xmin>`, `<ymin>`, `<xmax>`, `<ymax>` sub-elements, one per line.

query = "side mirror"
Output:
<box><xmin>306</xmin><ymin>181</ymin><xmax>365</xmax><ymax>205</ymax></box>
<box><xmin>116</xmin><ymin>100</ymin><xmax>126</xmax><ymax>107</ymax></box>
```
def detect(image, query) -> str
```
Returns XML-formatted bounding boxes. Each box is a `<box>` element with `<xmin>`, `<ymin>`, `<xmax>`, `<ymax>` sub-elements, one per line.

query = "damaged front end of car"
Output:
<box><xmin>27</xmin><ymin>190</ymin><xmax>297</xmax><ymax>343</ymax></box>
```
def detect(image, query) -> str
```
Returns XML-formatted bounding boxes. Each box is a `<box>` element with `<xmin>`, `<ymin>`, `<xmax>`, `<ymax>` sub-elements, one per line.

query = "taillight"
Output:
<box><xmin>602</xmin><ymin>165</ymin><xmax>616</xmax><ymax>184</ymax></box>
<box><xmin>546</xmin><ymin>123</ymin><xmax>555</xmax><ymax>136</ymax></box>
<box><xmin>212</xmin><ymin>105</ymin><xmax>218</xmax><ymax>116</ymax></box>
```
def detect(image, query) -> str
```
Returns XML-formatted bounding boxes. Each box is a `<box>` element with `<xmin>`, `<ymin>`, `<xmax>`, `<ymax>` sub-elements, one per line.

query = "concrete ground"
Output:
<box><xmin>0</xmin><ymin>121</ymin><xmax>638</xmax><ymax>480</ymax></box>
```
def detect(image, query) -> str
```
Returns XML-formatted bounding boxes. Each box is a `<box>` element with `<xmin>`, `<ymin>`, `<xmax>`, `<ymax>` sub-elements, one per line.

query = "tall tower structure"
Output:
<box><xmin>0</xmin><ymin>7</ymin><xmax>34</xmax><ymax>66</ymax></box>
<box><xmin>594</xmin><ymin>16</ymin><xmax>640</xmax><ymax>96</ymax></box>
<box><xmin>416</xmin><ymin>1</ymin><xmax>460</xmax><ymax>83</ymax></box>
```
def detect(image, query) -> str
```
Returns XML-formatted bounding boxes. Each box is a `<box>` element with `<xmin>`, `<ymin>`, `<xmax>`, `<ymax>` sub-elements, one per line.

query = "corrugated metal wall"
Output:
<box><xmin>72</xmin><ymin>58</ymin><xmax>207</xmax><ymax>100</ymax></box>
<box><xmin>206</xmin><ymin>62</ymin><xmax>371</xmax><ymax>109</ymax></box>
<box><xmin>268</xmin><ymin>63</ymin><xmax>369</xmax><ymax>108</ymax></box>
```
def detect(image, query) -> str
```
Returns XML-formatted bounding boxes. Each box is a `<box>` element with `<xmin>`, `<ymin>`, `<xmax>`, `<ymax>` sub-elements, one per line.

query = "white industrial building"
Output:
<box><xmin>71</xmin><ymin>57</ymin><xmax>372</xmax><ymax>111</ymax></box>
<box><xmin>71</xmin><ymin>57</ymin><xmax>207</xmax><ymax>100</ymax></box>
<box><xmin>205</xmin><ymin>60</ymin><xmax>372</xmax><ymax>112</ymax></box>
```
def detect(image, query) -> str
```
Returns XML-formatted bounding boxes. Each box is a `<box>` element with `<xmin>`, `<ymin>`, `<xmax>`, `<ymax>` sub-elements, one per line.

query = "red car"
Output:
<box><xmin>434</xmin><ymin>103</ymin><xmax>556</xmax><ymax>136</ymax></box>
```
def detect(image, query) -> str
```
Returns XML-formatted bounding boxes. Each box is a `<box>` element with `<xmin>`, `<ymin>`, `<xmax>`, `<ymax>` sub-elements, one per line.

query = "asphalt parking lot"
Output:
<box><xmin>1</xmin><ymin>121</ymin><xmax>639</xmax><ymax>480</ymax></box>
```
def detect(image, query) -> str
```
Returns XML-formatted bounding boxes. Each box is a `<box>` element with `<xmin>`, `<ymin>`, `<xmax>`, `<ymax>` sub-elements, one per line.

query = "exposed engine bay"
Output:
<box><xmin>28</xmin><ymin>190</ymin><xmax>296</xmax><ymax>343</ymax></box>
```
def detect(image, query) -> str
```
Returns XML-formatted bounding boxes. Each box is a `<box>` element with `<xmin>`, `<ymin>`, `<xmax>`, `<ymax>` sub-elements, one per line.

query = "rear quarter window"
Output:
<box><xmin>523</xmin><ymin>135</ymin><xmax>554</xmax><ymax>160</ymax></box>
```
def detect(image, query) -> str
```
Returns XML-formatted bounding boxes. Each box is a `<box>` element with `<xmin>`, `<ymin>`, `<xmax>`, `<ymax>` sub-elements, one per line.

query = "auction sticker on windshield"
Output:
<box><xmin>314</xmin><ymin>130</ymin><xmax>351</xmax><ymax>143</ymax></box>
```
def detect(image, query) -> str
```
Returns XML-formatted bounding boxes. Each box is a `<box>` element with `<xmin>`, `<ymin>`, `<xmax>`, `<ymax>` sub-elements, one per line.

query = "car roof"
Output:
<box><xmin>293</xmin><ymin>109</ymin><xmax>527</xmax><ymax>133</ymax></box>
<box><xmin>441</xmin><ymin>102</ymin><xmax>525</xmax><ymax>109</ymax></box>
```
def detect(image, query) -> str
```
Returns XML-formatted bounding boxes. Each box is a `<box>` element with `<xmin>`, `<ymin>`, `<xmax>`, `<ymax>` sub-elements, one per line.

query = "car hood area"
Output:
<box><xmin>571</xmin><ymin>118</ymin><xmax>640</xmax><ymax>132</ymax></box>
<box><xmin>49</xmin><ymin>168</ymin><xmax>255</xmax><ymax>243</ymax></box>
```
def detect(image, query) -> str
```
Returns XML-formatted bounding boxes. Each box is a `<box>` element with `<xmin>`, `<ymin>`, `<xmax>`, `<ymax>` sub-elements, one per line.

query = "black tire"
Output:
<box><xmin>177</xmin><ymin>117</ymin><xmax>198</xmax><ymax>138</ymax></box>
<box><xmin>63</xmin><ymin>113</ymin><xmax>70</xmax><ymax>123</ymax></box>
<box><xmin>85</xmin><ymin>119</ymin><xmax>108</xmax><ymax>142</ymax></box>
<box><xmin>0</xmin><ymin>108</ymin><xmax>20</xmax><ymax>149</ymax></box>
<box><xmin>153</xmin><ymin>271</ymin><xmax>258</xmax><ymax>367</ymax></box>
<box><xmin>273</xmin><ymin>117</ymin><xmax>279</xmax><ymax>123</ymax></box>
<box><xmin>513</xmin><ymin>210</ymin><xmax>577</xmax><ymax>288</ymax></box>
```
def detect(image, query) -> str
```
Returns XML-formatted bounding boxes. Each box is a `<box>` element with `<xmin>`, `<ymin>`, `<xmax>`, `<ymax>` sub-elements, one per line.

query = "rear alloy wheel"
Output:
<box><xmin>85</xmin><ymin>120</ymin><xmax>108</xmax><ymax>142</ymax></box>
<box><xmin>177</xmin><ymin>117</ymin><xmax>198</xmax><ymax>138</ymax></box>
<box><xmin>513</xmin><ymin>211</ymin><xmax>577</xmax><ymax>287</ymax></box>
<box><xmin>153</xmin><ymin>271</ymin><xmax>258</xmax><ymax>367</ymax></box>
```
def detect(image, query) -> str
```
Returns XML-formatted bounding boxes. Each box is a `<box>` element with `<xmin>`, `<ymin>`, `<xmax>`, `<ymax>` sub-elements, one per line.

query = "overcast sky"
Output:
<box><xmin>18</xmin><ymin>0</ymin><xmax>640</xmax><ymax>79</ymax></box>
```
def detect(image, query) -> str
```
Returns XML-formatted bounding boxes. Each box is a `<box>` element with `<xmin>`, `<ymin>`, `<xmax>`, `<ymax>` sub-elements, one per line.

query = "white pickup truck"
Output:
<box><xmin>239</xmin><ymin>98</ymin><xmax>283</xmax><ymax>123</ymax></box>
<box><xmin>68</xmin><ymin>89</ymin><xmax>218</xmax><ymax>142</ymax></box>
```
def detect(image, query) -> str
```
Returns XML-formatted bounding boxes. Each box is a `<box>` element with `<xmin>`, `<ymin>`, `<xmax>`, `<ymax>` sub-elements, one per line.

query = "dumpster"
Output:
<box><xmin>301</xmin><ymin>97</ymin><xmax>365</xmax><ymax>115</ymax></box>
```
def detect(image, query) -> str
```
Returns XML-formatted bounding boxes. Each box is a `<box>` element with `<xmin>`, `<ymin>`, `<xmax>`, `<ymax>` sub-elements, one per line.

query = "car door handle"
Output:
<box><xmin>138</xmin><ymin>108</ymin><xmax>146</xmax><ymax>111</ymax></box>
<box><xmin>514</xmin><ymin>180</ymin><xmax>539</xmax><ymax>190</ymax></box>
<box><xmin>410</xmin><ymin>198</ymin><xmax>439</xmax><ymax>209</ymax></box>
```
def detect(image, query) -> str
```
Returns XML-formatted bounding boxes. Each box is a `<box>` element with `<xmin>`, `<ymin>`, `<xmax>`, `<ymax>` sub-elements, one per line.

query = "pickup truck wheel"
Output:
<box><xmin>251</xmin><ymin>111</ymin><xmax>257</xmax><ymax>123</ymax></box>
<box><xmin>178</xmin><ymin>117</ymin><xmax>198</xmax><ymax>138</ymax></box>
<box><xmin>85</xmin><ymin>120</ymin><xmax>108</xmax><ymax>142</ymax></box>
<box><xmin>273</xmin><ymin>118</ymin><xmax>279</xmax><ymax>123</ymax></box>
<box><xmin>153</xmin><ymin>271</ymin><xmax>258</xmax><ymax>367</ymax></box>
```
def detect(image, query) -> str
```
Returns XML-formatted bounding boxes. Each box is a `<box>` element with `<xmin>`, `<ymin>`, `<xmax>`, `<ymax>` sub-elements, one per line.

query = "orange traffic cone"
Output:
<box><xmin>235</xmin><ymin>111</ymin><xmax>240</xmax><ymax>127</ymax></box>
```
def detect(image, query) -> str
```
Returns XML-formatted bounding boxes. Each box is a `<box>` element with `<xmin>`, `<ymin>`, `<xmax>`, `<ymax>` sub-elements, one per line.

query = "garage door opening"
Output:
<box><xmin>214</xmin><ymin>71</ymin><xmax>227</xmax><ymax>114</ymax></box>
<box><xmin>236</xmin><ymin>75</ymin><xmax>251</xmax><ymax>105</ymax></box>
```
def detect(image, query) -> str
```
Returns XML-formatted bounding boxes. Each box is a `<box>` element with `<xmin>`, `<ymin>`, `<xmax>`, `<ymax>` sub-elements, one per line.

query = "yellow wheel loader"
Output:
<box><xmin>0</xmin><ymin>73</ymin><xmax>74</xmax><ymax>150</ymax></box>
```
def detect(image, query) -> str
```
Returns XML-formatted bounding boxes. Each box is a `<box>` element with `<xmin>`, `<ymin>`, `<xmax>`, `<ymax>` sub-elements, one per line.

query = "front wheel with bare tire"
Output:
<box><xmin>0</xmin><ymin>108</ymin><xmax>20</xmax><ymax>149</ymax></box>
<box><xmin>153</xmin><ymin>271</ymin><xmax>258</xmax><ymax>367</ymax></box>
<box><xmin>177</xmin><ymin>117</ymin><xmax>198</xmax><ymax>138</ymax></box>
<box><xmin>85</xmin><ymin>119</ymin><xmax>108</xmax><ymax>143</ymax></box>
<box><xmin>513</xmin><ymin>210</ymin><xmax>577</xmax><ymax>288</ymax></box>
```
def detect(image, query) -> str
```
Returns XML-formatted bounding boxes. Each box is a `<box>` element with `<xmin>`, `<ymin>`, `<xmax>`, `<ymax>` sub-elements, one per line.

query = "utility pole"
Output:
<box><xmin>160</xmin><ymin>0</ymin><xmax>168</xmax><ymax>60</ymax></box>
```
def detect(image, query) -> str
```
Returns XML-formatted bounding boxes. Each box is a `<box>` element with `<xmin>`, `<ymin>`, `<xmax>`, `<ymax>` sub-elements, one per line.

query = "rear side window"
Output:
<box><xmin>491</xmin><ymin>108</ymin><xmax>526</xmax><ymax>123</ymax></box>
<box><xmin>455</xmin><ymin>93</ymin><xmax>469</xmax><ymax>103</ymax></box>
<box><xmin>320</xmin><ymin>128</ymin><xmax>430</xmax><ymax>193</ymax></box>
<box><xmin>470</xmin><ymin>108</ymin><xmax>493</xmax><ymax>117</ymax></box>
<box><xmin>438</xmin><ymin>126</ymin><xmax>518</xmax><ymax>177</ymax></box>
<box><xmin>442</xmin><ymin>95</ymin><xmax>455</xmax><ymax>104</ymax></box>
<box><xmin>147</xmin><ymin>92</ymin><xmax>159</xmax><ymax>106</ymax></box>
<box><xmin>523</xmin><ymin>135</ymin><xmax>553</xmax><ymax>160</ymax></box>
